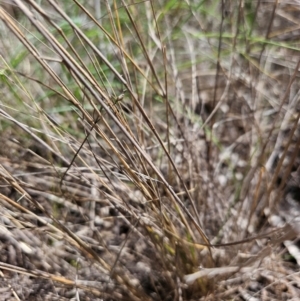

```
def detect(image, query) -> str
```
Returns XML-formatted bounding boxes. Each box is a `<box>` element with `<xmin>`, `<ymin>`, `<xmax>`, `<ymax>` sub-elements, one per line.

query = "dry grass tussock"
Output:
<box><xmin>0</xmin><ymin>1</ymin><xmax>300</xmax><ymax>300</ymax></box>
